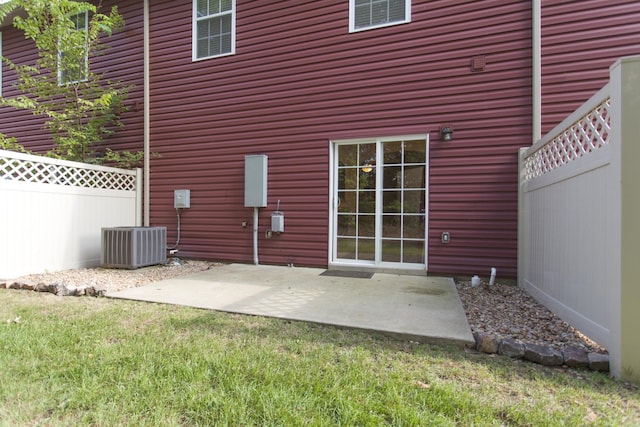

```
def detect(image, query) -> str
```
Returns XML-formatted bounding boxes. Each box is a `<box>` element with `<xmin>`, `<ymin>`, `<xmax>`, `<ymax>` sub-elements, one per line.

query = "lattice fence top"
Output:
<box><xmin>523</xmin><ymin>98</ymin><xmax>611</xmax><ymax>182</ymax></box>
<box><xmin>0</xmin><ymin>151</ymin><xmax>137</xmax><ymax>191</ymax></box>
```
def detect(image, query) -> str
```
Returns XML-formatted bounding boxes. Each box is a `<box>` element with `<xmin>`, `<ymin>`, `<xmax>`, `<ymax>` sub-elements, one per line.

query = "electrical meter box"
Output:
<box><xmin>244</xmin><ymin>155</ymin><xmax>268</xmax><ymax>207</ymax></box>
<box><xmin>174</xmin><ymin>189</ymin><xmax>191</xmax><ymax>209</ymax></box>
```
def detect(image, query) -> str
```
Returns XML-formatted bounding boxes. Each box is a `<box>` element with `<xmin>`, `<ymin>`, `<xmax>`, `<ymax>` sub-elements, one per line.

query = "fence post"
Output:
<box><xmin>609</xmin><ymin>55</ymin><xmax>640</xmax><ymax>383</ymax></box>
<box><xmin>135</xmin><ymin>167</ymin><xmax>143</xmax><ymax>226</ymax></box>
<box><xmin>517</xmin><ymin>148</ymin><xmax>528</xmax><ymax>288</ymax></box>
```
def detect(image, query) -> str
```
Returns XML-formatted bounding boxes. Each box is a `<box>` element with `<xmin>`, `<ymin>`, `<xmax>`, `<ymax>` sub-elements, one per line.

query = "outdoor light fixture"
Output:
<box><xmin>440</xmin><ymin>126</ymin><xmax>454</xmax><ymax>141</ymax></box>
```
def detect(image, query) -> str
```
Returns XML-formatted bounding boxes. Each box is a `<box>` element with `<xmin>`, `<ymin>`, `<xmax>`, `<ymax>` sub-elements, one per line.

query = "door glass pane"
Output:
<box><xmin>337</xmin><ymin>238</ymin><xmax>356</xmax><ymax>260</ymax></box>
<box><xmin>404</xmin><ymin>140</ymin><xmax>426</xmax><ymax>163</ymax></box>
<box><xmin>358</xmin><ymin>215</ymin><xmax>375</xmax><ymax>237</ymax></box>
<box><xmin>338</xmin><ymin>191</ymin><xmax>357</xmax><ymax>213</ymax></box>
<box><xmin>383</xmin><ymin>165</ymin><xmax>402</xmax><ymax>189</ymax></box>
<box><xmin>403</xmin><ymin>190</ymin><xmax>424</xmax><ymax>214</ymax></box>
<box><xmin>359</xmin><ymin>169</ymin><xmax>376</xmax><ymax>190</ymax></box>
<box><xmin>338</xmin><ymin>145</ymin><xmax>358</xmax><ymax>167</ymax></box>
<box><xmin>382</xmin><ymin>240</ymin><xmax>401</xmax><ymax>262</ymax></box>
<box><xmin>382</xmin><ymin>191</ymin><xmax>401</xmax><ymax>213</ymax></box>
<box><xmin>358</xmin><ymin>191</ymin><xmax>375</xmax><ymax>213</ymax></box>
<box><xmin>338</xmin><ymin>168</ymin><xmax>358</xmax><ymax>190</ymax></box>
<box><xmin>382</xmin><ymin>215</ymin><xmax>401</xmax><ymax>238</ymax></box>
<box><xmin>358</xmin><ymin>238</ymin><xmax>375</xmax><ymax>260</ymax></box>
<box><xmin>403</xmin><ymin>165</ymin><xmax>425</xmax><ymax>189</ymax></box>
<box><xmin>403</xmin><ymin>241</ymin><xmax>425</xmax><ymax>263</ymax></box>
<box><xmin>338</xmin><ymin>215</ymin><xmax>356</xmax><ymax>236</ymax></box>
<box><xmin>359</xmin><ymin>143</ymin><xmax>376</xmax><ymax>166</ymax></box>
<box><xmin>383</xmin><ymin>141</ymin><xmax>402</xmax><ymax>164</ymax></box>
<box><xmin>403</xmin><ymin>215</ymin><xmax>424</xmax><ymax>239</ymax></box>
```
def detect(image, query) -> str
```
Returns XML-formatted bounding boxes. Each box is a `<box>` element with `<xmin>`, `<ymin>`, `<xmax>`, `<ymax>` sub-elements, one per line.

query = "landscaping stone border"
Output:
<box><xmin>1</xmin><ymin>280</ymin><xmax>106</xmax><ymax>297</ymax></box>
<box><xmin>473</xmin><ymin>332</ymin><xmax>609</xmax><ymax>372</ymax></box>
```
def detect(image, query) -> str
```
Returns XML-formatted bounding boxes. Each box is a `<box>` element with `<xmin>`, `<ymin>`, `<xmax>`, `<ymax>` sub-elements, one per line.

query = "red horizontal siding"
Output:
<box><xmin>4</xmin><ymin>1</ymin><xmax>636</xmax><ymax>278</ymax></box>
<box><xmin>540</xmin><ymin>0</ymin><xmax>640</xmax><ymax>135</ymax></box>
<box><xmin>0</xmin><ymin>0</ymin><xmax>144</xmax><ymax>156</ymax></box>
<box><xmin>147</xmin><ymin>0</ymin><xmax>531</xmax><ymax>276</ymax></box>
<box><xmin>0</xmin><ymin>29</ymin><xmax>45</xmax><ymax>151</ymax></box>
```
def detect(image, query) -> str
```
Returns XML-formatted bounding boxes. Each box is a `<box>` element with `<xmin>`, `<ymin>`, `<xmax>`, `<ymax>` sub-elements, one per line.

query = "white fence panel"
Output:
<box><xmin>520</xmin><ymin>86</ymin><xmax>613</xmax><ymax>349</ymax></box>
<box><xmin>521</xmin><ymin>144</ymin><xmax>613</xmax><ymax>349</ymax></box>
<box><xmin>0</xmin><ymin>150</ymin><xmax>142</xmax><ymax>278</ymax></box>
<box><xmin>519</xmin><ymin>55</ymin><xmax>640</xmax><ymax>382</ymax></box>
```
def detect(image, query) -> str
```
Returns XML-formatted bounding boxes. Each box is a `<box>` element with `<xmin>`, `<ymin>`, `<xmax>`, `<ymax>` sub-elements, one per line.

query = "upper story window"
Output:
<box><xmin>193</xmin><ymin>0</ymin><xmax>236</xmax><ymax>61</ymax></box>
<box><xmin>349</xmin><ymin>0</ymin><xmax>411</xmax><ymax>32</ymax></box>
<box><xmin>58</xmin><ymin>11</ymin><xmax>89</xmax><ymax>85</ymax></box>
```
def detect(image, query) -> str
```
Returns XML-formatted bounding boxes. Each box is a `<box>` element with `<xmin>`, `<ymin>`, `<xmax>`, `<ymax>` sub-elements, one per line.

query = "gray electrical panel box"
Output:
<box><xmin>244</xmin><ymin>155</ymin><xmax>268</xmax><ymax>207</ymax></box>
<box><xmin>174</xmin><ymin>189</ymin><xmax>191</xmax><ymax>209</ymax></box>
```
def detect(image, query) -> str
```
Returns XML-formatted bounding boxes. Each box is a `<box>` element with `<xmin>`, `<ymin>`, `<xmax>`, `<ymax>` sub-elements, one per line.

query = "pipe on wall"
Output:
<box><xmin>143</xmin><ymin>0</ymin><xmax>150</xmax><ymax>226</ymax></box>
<box><xmin>253</xmin><ymin>207</ymin><xmax>259</xmax><ymax>265</ymax></box>
<box><xmin>532</xmin><ymin>0</ymin><xmax>542</xmax><ymax>142</ymax></box>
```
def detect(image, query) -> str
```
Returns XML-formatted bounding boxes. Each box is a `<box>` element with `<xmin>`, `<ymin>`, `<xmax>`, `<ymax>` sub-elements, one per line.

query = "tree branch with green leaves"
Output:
<box><xmin>0</xmin><ymin>0</ymin><xmax>142</xmax><ymax>167</ymax></box>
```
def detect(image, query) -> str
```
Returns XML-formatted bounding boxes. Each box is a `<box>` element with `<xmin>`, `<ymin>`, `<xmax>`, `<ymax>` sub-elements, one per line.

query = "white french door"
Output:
<box><xmin>330</xmin><ymin>135</ymin><xmax>428</xmax><ymax>270</ymax></box>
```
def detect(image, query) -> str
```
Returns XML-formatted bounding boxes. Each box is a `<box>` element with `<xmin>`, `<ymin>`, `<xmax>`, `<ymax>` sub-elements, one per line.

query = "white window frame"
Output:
<box><xmin>349</xmin><ymin>0</ymin><xmax>411</xmax><ymax>33</ymax></box>
<box><xmin>328</xmin><ymin>134</ymin><xmax>429</xmax><ymax>271</ymax></box>
<box><xmin>192</xmin><ymin>0</ymin><xmax>236</xmax><ymax>61</ymax></box>
<box><xmin>58</xmin><ymin>10</ymin><xmax>89</xmax><ymax>85</ymax></box>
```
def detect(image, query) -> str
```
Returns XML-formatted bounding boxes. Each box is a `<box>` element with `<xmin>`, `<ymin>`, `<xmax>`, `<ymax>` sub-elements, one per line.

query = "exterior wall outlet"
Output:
<box><xmin>174</xmin><ymin>189</ymin><xmax>191</xmax><ymax>209</ymax></box>
<box><xmin>441</xmin><ymin>232</ymin><xmax>450</xmax><ymax>244</ymax></box>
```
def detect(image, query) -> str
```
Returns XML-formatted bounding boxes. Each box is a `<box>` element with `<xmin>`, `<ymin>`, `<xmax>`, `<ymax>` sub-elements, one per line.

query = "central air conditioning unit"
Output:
<box><xmin>101</xmin><ymin>226</ymin><xmax>167</xmax><ymax>269</ymax></box>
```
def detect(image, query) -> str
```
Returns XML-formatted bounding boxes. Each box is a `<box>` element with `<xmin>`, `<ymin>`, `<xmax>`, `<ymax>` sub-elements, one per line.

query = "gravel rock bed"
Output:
<box><xmin>5</xmin><ymin>259</ymin><xmax>215</xmax><ymax>294</ymax></box>
<box><xmin>456</xmin><ymin>280</ymin><xmax>607</xmax><ymax>355</ymax></box>
<box><xmin>3</xmin><ymin>262</ymin><xmax>607</xmax><ymax>356</ymax></box>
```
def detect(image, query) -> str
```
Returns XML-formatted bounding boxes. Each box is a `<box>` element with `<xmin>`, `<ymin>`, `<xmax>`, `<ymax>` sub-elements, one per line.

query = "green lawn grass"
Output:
<box><xmin>1</xmin><ymin>290</ymin><xmax>638</xmax><ymax>426</ymax></box>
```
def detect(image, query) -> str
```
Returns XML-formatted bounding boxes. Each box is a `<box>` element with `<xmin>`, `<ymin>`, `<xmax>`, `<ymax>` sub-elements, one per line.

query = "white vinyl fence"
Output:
<box><xmin>518</xmin><ymin>56</ymin><xmax>640</xmax><ymax>381</ymax></box>
<box><xmin>0</xmin><ymin>149</ymin><xmax>142</xmax><ymax>278</ymax></box>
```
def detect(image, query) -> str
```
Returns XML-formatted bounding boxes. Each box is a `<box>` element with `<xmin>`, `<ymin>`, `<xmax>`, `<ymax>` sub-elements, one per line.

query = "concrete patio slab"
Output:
<box><xmin>108</xmin><ymin>263</ymin><xmax>475</xmax><ymax>346</ymax></box>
